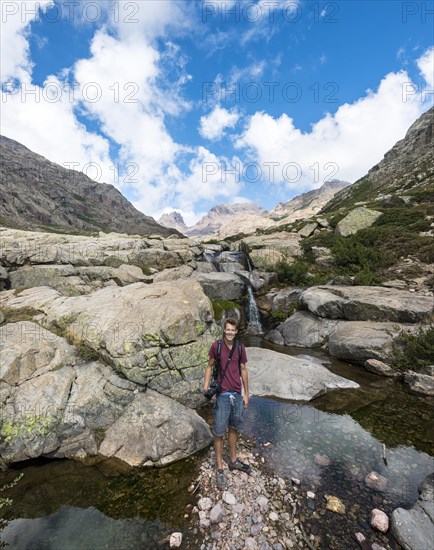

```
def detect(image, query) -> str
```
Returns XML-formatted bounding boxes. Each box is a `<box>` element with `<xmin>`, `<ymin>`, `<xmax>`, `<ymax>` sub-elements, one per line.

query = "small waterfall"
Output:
<box><xmin>240</xmin><ymin>242</ymin><xmax>263</xmax><ymax>335</ymax></box>
<box><xmin>246</xmin><ymin>285</ymin><xmax>263</xmax><ymax>334</ymax></box>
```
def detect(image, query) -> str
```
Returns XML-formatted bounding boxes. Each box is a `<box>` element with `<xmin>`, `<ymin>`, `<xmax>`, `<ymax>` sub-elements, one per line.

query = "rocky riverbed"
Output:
<box><xmin>184</xmin><ymin>444</ymin><xmax>306</xmax><ymax>550</ymax></box>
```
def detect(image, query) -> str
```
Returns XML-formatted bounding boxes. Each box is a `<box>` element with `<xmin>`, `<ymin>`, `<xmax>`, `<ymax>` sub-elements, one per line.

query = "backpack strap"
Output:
<box><xmin>238</xmin><ymin>340</ymin><xmax>243</xmax><ymax>376</ymax></box>
<box><xmin>214</xmin><ymin>339</ymin><xmax>243</xmax><ymax>378</ymax></box>
<box><xmin>212</xmin><ymin>339</ymin><xmax>222</xmax><ymax>380</ymax></box>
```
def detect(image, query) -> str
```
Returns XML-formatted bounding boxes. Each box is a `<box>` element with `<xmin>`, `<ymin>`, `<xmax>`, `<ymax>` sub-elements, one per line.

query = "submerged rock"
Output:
<box><xmin>324</xmin><ymin>494</ymin><xmax>346</xmax><ymax>514</ymax></box>
<box><xmin>365</xmin><ymin>472</ymin><xmax>388</xmax><ymax>492</ymax></box>
<box><xmin>365</xmin><ymin>358</ymin><xmax>397</xmax><ymax>377</ymax></box>
<box><xmin>370</xmin><ymin>508</ymin><xmax>389</xmax><ymax>533</ymax></box>
<box><xmin>169</xmin><ymin>532</ymin><xmax>183</xmax><ymax>548</ymax></box>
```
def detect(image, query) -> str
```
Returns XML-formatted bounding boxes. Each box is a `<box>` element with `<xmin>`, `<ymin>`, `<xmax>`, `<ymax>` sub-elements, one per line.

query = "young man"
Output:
<box><xmin>203</xmin><ymin>317</ymin><xmax>250</xmax><ymax>489</ymax></box>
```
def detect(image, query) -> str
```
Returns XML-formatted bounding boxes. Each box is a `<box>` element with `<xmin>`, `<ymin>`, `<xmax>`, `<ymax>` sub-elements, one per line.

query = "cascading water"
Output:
<box><xmin>204</xmin><ymin>243</ymin><xmax>263</xmax><ymax>333</ymax></box>
<box><xmin>246</xmin><ymin>284</ymin><xmax>263</xmax><ymax>334</ymax></box>
<box><xmin>242</xmin><ymin>244</ymin><xmax>263</xmax><ymax>335</ymax></box>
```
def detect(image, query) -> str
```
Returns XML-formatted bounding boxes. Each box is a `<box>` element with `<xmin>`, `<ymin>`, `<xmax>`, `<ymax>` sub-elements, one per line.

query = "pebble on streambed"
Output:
<box><xmin>186</xmin><ymin>447</ymin><xmax>308</xmax><ymax>550</ymax></box>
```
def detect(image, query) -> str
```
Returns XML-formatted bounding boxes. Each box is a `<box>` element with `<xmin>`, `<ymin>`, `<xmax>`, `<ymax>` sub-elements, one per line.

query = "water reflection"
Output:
<box><xmin>244</xmin><ymin>397</ymin><xmax>433</xmax><ymax>505</ymax></box>
<box><xmin>238</xmin><ymin>393</ymin><xmax>433</xmax><ymax>549</ymax></box>
<box><xmin>1</xmin><ymin>506</ymin><xmax>169</xmax><ymax>550</ymax></box>
<box><xmin>0</xmin><ymin>456</ymin><xmax>202</xmax><ymax>549</ymax></box>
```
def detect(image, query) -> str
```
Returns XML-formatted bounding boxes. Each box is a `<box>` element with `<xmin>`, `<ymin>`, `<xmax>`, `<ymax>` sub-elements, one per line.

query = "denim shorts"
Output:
<box><xmin>213</xmin><ymin>392</ymin><xmax>245</xmax><ymax>437</ymax></box>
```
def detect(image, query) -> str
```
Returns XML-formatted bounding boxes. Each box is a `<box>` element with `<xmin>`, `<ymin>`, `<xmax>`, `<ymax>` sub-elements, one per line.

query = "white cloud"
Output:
<box><xmin>134</xmin><ymin>146</ymin><xmax>244</xmax><ymax>222</ymax></box>
<box><xmin>106</xmin><ymin>0</ymin><xmax>193</xmax><ymax>41</ymax></box>
<box><xmin>73</xmin><ymin>30</ymin><xmax>181</xmax><ymax>185</ymax></box>
<box><xmin>230</xmin><ymin>195</ymin><xmax>254</xmax><ymax>204</ymax></box>
<box><xmin>199</xmin><ymin>106</ymin><xmax>240</xmax><ymax>140</ymax></box>
<box><xmin>229</xmin><ymin>60</ymin><xmax>266</xmax><ymax>84</ymax></box>
<box><xmin>0</xmin><ymin>74</ymin><xmax>113</xmax><ymax>183</ymax></box>
<box><xmin>0</xmin><ymin>1</ymin><xmax>241</xmax><ymax>219</ymax></box>
<box><xmin>417</xmin><ymin>46</ymin><xmax>434</xmax><ymax>89</ymax></box>
<box><xmin>0</xmin><ymin>1</ymin><xmax>113</xmax><ymax>183</ymax></box>
<box><xmin>236</xmin><ymin>66</ymin><xmax>428</xmax><ymax>189</ymax></box>
<box><xmin>0</xmin><ymin>0</ymin><xmax>54</xmax><ymax>81</ymax></box>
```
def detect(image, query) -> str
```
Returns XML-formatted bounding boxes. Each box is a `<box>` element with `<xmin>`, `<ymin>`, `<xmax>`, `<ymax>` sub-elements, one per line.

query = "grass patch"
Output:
<box><xmin>0</xmin><ymin>306</ymin><xmax>40</xmax><ymax>325</ymax></box>
<box><xmin>76</xmin><ymin>342</ymin><xmax>100</xmax><ymax>362</ymax></box>
<box><xmin>202</xmin><ymin>239</ymin><xmax>221</xmax><ymax>245</ymax></box>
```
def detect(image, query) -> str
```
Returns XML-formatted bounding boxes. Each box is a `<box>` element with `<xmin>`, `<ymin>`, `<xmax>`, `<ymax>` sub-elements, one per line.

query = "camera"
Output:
<box><xmin>203</xmin><ymin>379</ymin><xmax>221</xmax><ymax>399</ymax></box>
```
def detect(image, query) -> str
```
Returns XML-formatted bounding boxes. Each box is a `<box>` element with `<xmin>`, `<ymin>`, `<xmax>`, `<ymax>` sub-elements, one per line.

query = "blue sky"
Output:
<box><xmin>1</xmin><ymin>0</ymin><xmax>433</xmax><ymax>225</ymax></box>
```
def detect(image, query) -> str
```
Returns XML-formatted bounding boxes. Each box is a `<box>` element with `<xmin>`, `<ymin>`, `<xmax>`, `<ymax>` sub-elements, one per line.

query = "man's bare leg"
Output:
<box><xmin>228</xmin><ymin>428</ymin><xmax>238</xmax><ymax>463</ymax></box>
<box><xmin>214</xmin><ymin>435</ymin><xmax>224</xmax><ymax>470</ymax></box>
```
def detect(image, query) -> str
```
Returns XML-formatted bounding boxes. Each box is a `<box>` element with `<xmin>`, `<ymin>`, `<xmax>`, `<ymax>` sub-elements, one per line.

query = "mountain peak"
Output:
<box><xmin>158</xmin><ymin>212</ymin><xmax>188</xmax><ymax>233</ymax></box>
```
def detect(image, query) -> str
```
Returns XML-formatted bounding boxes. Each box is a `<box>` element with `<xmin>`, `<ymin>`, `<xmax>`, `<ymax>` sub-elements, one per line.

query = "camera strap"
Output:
<box><xmin>216</xmin><ymin>340</ymin><xmax>237</xmax><ymax>385</ymax></box>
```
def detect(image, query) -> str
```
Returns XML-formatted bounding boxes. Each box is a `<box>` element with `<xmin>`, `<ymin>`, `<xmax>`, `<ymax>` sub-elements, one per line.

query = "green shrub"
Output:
<box><xmin>275</xmin><ymin>259</ymin><xmax>310</xmax><ymax>285</ymax></box>
<box><xmin>271</xmin><ymin>300</ymin><xmax>302</xmax><ymax>321</ymax></box>
<box><xmin>331</xmin><ymin>235</ymin><xmax>391</xmax><ymax>273</ymax></box>
<box><xmin>375</xmin><ymin>207</ymin><xmax>432</xmax><ymax>231</ymax></box>
<box><xmin>271</xmin><ymin>309</ymin><xmax>287</xmax><ymax>321</ymax></box>
<box><xmin>212</xmin><ymin>300</ymin><xmax>241</xmax><ymax>321</ymax></box>
<box><xmin>390</xmin><ymin>324</ymin><xmax>434</xmax><ymax>372</ymax></box>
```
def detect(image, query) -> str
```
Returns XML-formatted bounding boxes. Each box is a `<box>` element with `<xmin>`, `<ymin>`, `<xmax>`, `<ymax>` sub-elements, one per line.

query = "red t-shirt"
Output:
<box><xmin>209</xmin><ymin>340</ymin><xmax>247</xmax><ymax>394</ymax></box>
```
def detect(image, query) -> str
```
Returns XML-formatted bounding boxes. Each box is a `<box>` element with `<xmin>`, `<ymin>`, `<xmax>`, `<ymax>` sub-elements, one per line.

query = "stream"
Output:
<box><xmin>1</xmin><ymin>337</ymin><xmax>433</xmax><ymax>549</ymax></box>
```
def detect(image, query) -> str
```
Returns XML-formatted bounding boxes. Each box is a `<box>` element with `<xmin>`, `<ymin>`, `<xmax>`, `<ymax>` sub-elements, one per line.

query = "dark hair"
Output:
<box><xmin>224</xmin><ymin>317</ymin><xmax>239</xmax><ymax>329</ymax></box>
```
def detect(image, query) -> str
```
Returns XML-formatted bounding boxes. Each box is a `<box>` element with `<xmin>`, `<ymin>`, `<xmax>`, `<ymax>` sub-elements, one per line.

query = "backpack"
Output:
<box><xmin>213</xmin><ymin>339</ymin><xmax>243</xmax><ymax>380</ymax></box>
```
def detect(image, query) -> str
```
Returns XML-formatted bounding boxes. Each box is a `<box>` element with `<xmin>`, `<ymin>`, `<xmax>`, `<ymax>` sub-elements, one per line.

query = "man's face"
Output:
<box><xmin>224</xmin><ymin>324</ymin><xmax>237</xmax><ymax>341</ymax></box>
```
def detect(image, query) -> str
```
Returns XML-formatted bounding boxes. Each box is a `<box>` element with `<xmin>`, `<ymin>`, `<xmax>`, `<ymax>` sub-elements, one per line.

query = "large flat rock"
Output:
<box><xmin>98</xmin><ymin>390</ymin><xmax>212</xmax><ymax>466</ymax></box>
<box><xmin>247</xmin><ymin>347</ymin><xmax>359</xmax><ymax>401</ymax></box>
<box><xmin>278</xmin><ymin>311</ymin><xmax>342</xmax><ymax>347</ymax></box>
<box><xmin>194</xmin><ymin>272</ymin><xmax>245</xmax><ymax>301</ymax></box>
<box><xmin>0</xmin><ymin>227</ymin><xmax>199</xmax><ymax>269</ymax></box>
<box><xmin>327</xmin><ymin>321</ymin><xmax>407</xmax><ymax>364</ymax></box>
<box><xmin>391</xmin><ymin>474</ymin><xmax>434</xmax><ymax>550</ymax></box>
<box><xmin>0</xmin><ymin>320</ymin><xmax>211</xmax><ymax>466</ymax></box>
<box><xmin>0</xmin><ymin>280</ymin><xmax>215</xmax><ymax>401</ymax></box>
<box><xmin>301</xmin><ymin>286</ymin><xmax>433</xmax><ymax>323</ymax></box>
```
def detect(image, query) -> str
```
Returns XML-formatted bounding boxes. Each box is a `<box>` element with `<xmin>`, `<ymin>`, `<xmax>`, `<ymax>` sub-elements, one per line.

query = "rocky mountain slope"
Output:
<box><xmin>322</xmin><ymin>106</ymin><xmax>434</xmax><ymax>212</ymax></box>
<box><xmin>0</xmin><ymin>135</ymin><xmax>180</xmax><ymax>237</ymax></box>
<box><xmin>270</xmin><ymin>179</ymin><xmax>350</xmax><ymax>221</ymax></box>
<box><xmin>185</xmin><ymin>202</ymin><xmax>270</xmax><ymax>238</ymax></box>
<box><xmin>159</xmin><ymin>180</ymin><xmax>350</xmax><ymax>240</ymax></box>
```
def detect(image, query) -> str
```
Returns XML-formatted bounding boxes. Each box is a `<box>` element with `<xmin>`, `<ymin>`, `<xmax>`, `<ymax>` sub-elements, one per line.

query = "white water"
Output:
<box><xmin>246</xmin><ymin>285</ymin><xmax>263</xmax><ymax>334</ymax></box>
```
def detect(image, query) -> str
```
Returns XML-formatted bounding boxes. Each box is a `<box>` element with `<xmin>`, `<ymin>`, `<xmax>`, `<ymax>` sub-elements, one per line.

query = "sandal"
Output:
<box><xmin>228</xmin><ymin>459</ymin><xmax>251</xmax><ymax>474</ymax></box>
<box><xmin>216</xmin><ymin>469</ymin><xmax>227</xmax><ymax>489</ymax></box>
